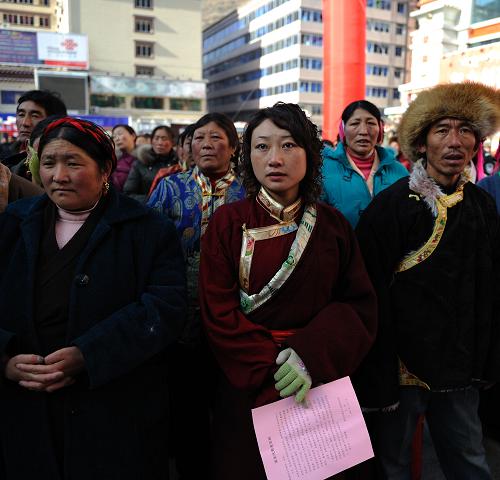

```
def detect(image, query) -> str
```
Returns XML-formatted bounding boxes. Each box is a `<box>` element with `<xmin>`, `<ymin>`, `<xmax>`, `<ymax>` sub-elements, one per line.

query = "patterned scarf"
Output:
<box><xmin>193</xmin><ymin>166</ymin><xmax>236</xmax><ymax>235</ymax></box>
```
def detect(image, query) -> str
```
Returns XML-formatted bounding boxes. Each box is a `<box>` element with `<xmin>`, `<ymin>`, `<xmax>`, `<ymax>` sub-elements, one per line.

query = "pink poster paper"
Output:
<box><xmin>251</xmin><ymin>377</ymin><xmax>373</xmax><ymax>480</ymax></box>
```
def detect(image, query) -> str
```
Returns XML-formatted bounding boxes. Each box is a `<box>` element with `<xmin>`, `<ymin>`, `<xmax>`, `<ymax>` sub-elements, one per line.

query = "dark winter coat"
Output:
<box><xmin>354</xmin><ymin>169</ymin><xmax>500</xmax><ymax>409</ymax></box>
<box><xmin>124</xmin><ymin>145</ymin><xmax>179</xmax><ymax>203</ymax></box>
<box><xmin>0</xmin><ymin>188</ymin><xmax>186</xmax><ymax>480</ymax></box>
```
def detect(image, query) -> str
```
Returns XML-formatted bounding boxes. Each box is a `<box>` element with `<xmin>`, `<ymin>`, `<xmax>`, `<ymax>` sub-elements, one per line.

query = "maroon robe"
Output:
<box><xmin>199</xmin><ymin>198</ymin><xmax>377</xmax><ymax>480</ymax></box>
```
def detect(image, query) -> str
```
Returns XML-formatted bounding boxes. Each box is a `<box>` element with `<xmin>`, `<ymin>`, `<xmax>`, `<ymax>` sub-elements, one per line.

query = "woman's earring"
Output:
<box><xmin>103</xmin><ymin>181</ymin><xmax>110</xmax><ymax>195</ymax></box>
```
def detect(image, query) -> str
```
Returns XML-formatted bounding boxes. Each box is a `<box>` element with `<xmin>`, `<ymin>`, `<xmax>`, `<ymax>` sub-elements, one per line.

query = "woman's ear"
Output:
<box><xmin>102</xmin><ymin>161</ymin><xmax>113</xmax><ymax>179</ymax></box>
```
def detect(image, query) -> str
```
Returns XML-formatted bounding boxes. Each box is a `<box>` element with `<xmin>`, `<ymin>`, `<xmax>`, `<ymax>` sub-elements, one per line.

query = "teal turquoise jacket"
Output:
<box><xmin>321</xmin><ymin>142</ymin><xmax>409</xmax><ymax>227</ymax></box>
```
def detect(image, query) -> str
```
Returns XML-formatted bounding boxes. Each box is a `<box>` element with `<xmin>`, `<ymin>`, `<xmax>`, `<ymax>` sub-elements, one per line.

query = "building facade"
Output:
<box><xmin>202</xmin><ymin>0</ymin><xmax>410</xmax><ymax>128</ymax></box>
<box><xmin>0</xmin><ymin>0</ymin><xmax>60</xmax><ymax>134</ymax></box>
<box><xmin>389</xmin><ymin>0</ymin><xmax>499</xmax><ymax>115</ymax></box>
<box><xmin>59</xmin><ymin>0</ymin><xmax>205</xmax><ymax>131</ymax></box>
<box><xmin>0</xmin><ymin>0</ymin><xmax>206</xmax><ymax>134</ymax></box>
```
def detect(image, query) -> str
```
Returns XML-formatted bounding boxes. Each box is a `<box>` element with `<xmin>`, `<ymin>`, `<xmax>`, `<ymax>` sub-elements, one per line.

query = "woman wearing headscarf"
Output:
<box><xmin>0</xmin><ymin>117</ymin><xmax>186</xmax><ymax>480</ymax></box>
<box><xmin>199</xmin><ymin>103</ymin><xmax>377</xmax><ymax>479</ymax></box>
<box><xmin>321</xmin><ymin>100</ymin><xmax>408</xmax><ymax>227</ymax></box>
<box><xmin>148</xmin><ymin>112</ymin><xmax>245</xmax><ymax>479</ymax></box>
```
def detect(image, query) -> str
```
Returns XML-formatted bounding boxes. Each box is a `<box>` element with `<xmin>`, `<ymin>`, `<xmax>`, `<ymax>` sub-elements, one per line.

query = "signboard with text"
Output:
<box><xmin>0</xmin><ymin>29</ymin><xmax>88</xmax><ymax>70</ymax></box>
<box><xmin>91</xmin><ymin>75</ymin><xmax>206</xmax><ymax>99</ymax></box>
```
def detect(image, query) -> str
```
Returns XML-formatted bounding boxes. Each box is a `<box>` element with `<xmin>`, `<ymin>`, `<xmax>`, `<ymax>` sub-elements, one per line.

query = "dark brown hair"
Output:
<box><xmin>240</xmin><ymin>102</ymin><xmax>323</xmax><ymax>204</ymax></box>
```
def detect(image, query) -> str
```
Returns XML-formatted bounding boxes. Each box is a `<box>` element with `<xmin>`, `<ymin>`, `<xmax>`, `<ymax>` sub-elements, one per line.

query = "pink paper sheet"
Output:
<box><xmin>251</xmin><ymin>377</ymin><xmax>373</xmax><ymax>480</ymax></box>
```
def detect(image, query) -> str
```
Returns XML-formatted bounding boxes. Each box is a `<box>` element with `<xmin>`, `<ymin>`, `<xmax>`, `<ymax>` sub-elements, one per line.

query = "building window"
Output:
<box><xmin>397</xmin><ymin>2</ymin><xmax>406</xmax><ymax>14</ymax></box>
<box><xmin>396</xmin><ymin>24</ymin><xmax>405</xmax><ymax>35</ymax></box>
<box><xmin>3</xmin><ymin>13</ymin><xmax>35</xmax><ymax>25</ymax></box>
<box><xmin>395</xmin><ymin>46</ymin><xmax>404</xmax><ymax>56</ymax></box>
<box><xmin>132</xmin><ymin>97</ymin><xmax>163</xmax><ymax>109</ymax></box>
<box><xmin>311</xmin><ymin>82</ymin><xmax>322</xmax><ymax>93</ymax></box>
<box><xmin>299</xmin><ymin>81</ymin><xmax>322</xmax><ymax>93</ymax></box>
<box><xmin>135</xmin><ymin>17</ymin><xmax>153</xmax><ymax>33</ymax></box>
<box><xmin>472</xmin><ymin>0</ymin><xmax>500</xmax><ymax>24</ymax></box>
<box><xmin>394</xmin><ymin>68</ymin><xmax>403</xmax><ymax>79</ymax></box>
<box><xmin>366</xmin><ymin>86</ymin><xmax>388</xmax><ymax>98</ymax></box>
<box><xmin>311</xmin><ymin>104</ymin><xmax>322</xmax><ymax>115</ymax></box>
<box><xmin>367</xmin><ymin>20</ymin><xmax>390</xmax><ymax>33</ymax></box>
<box><xmin>301</xmin><ymin>9</ymin><xmax>322</xmax><ymax>22</ymax></box>
<box><xmin>90</xmin><ymin>95</ymin><xmax>126</xmax><ymax>108</ymax></box>
<box><xmin>135</xmin><ymin>41</ymin><xmax>154</xmax><ymax>58</ymax></box>
<box><xmin>136</xmin><ymin>65</ymin><xmax>154</xmax><ymax>76</ymax></box>
<box><xmin>367</xmin><ymin>0</ymin><xmax>391</xmax><ymax>10</ymax></box>
<box><xmin>135</xmin><ymin>0</ymin><xmax>153</xmax><ymax>8</ymax></box>
<box><xmin>393</xmin><ymin>88</ymin><xmax>400</xmax><ymax>99</ymax></box>
<box><xmin>2</xmin><ymin>0</ymin><xmax>34</xmax><ymax>3</ymax></box>
<box><xmin>367</xmin><ymin>42</ymin><xmax>389</xmax><ymax>54</ymax></box>
<box><xmin>41</xmin><ymin>0</ymin><xmax>50</xmax><ymax>5</ymax></box>
<box><xmin>39</xmin><ymin>16</ymin><xmax>50</xmax><ymax>27</ymax></box>
<box><xmin>366</xmin><ymin>64</ymin><xmax>388</xmax><ymax>76</ymax></box>
<box><xmin>301</xmin><ymin>34</ymin><xmax>323</xmax><ymax>46</ymax></box>
<box><xmin>249</xmin><ymin>11</ymin><xmax>299</xmax><ymax>41</ymax></box>
<box><xmin>300</xmin><ymin>58</ymin><xmax>322</xmax><ymax>70</ymax></box>
<box><xmin>170</xmin><ymin>98</ymin><xmax>202</xmax><ymax>111</ymax></box>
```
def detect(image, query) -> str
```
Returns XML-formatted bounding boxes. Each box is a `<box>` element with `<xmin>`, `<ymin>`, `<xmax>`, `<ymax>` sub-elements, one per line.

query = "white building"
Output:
<box><xmin>388</xmin><ymin>0</ymin><xmax>500</xmax><ymax>117</ymax></box>
<box><xmin>203</xmin><ymin>0</ymin><xmax>411</xmax><ymax>128</ymax></box>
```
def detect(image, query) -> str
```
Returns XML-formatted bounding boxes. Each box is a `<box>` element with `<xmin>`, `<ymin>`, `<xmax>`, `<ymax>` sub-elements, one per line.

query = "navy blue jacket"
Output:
<box><xmin>0</xmin><ymin>189</ymin><xmax>186</xmax><ymax>480</ymax></box>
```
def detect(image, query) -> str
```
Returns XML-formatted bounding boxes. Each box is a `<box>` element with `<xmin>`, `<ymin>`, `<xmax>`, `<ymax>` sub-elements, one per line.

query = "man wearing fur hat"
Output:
<box><xmin>355</xmin><ymin>82</ymin><xmax>500</xmax><ymax>479</ymax></box>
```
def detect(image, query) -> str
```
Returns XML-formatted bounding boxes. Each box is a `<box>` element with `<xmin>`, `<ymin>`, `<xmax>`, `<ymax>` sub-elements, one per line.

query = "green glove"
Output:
<box><xmin>274</xmin><ymin>347</ymin><xmax>311</xmax><ymax>404</ymax></box>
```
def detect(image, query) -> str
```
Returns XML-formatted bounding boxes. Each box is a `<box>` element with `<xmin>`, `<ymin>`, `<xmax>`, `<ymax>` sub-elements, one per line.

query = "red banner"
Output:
<box><xmin>322</xmin><ymin>1</ymin><xmax>366</xmax><ymax>141</ymax></box>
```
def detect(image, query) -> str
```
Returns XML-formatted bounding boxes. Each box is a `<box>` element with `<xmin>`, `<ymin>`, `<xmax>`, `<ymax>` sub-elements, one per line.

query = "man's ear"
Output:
<box><xmin>417</xmin><ymin>144</ymin><xmax>426</xmax><ymax>154</ymax></box>
<box><xmin>472</xmin><ymin>137</ymin><xmax>482</xmax><ymax>157</ymax></box>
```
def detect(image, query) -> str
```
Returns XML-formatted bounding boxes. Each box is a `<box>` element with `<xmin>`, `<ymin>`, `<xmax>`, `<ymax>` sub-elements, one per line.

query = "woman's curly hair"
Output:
<box><xmin>239</xmin><ymin>102</ymin><xmax>323</xmax><ymax>204</ymax></box>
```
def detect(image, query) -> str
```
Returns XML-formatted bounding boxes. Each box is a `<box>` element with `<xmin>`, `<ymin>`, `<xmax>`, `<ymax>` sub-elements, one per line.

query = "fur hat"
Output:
<box><xmin>398</xmin><ymin>82</ymin><xmax>500</xmax><ymax>162</ymax></box>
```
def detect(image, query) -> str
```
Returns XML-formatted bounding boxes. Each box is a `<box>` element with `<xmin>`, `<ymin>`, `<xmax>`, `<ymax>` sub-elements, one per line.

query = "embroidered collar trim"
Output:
<box><xmin>257</xmin><ymin>187</ymin><xmax>302</xmax><ymax>222</ymax></box>
<box><xmin>239</xmin><ymin>204</ymin><xmax>317</xmax><ymax>314</ymax></box>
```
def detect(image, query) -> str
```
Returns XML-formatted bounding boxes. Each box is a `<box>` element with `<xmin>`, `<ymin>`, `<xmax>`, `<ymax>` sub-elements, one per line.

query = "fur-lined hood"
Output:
<box><xmin>409</xmin><ymin>160</ymin><xmax>470</xmax><ymax>217</ymax></box>
<box><xmin>399</xmin><ymin>82</ymin><xmax>500</xmax><ymax>163</ymax></box>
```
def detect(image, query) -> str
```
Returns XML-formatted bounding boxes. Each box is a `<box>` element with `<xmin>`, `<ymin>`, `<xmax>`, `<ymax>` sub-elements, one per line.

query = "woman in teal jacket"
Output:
<box><xmin>321</xmin><ymin>100</ymin><xmax>408</xmax><ymax>227</ymax></box>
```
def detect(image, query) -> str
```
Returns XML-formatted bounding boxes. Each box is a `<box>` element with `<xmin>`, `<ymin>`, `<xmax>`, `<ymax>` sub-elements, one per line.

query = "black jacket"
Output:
<box><xmin>124</xmin><ymin>145</ymin><xmax>178</xmax><ymax>203</ymax></box>
<box><xmin>354</xmin><ymin>173</ymin><xmax>500</xmax><ymax>409</ymax></box>
<box><xmin>0</xmin><ymin>189</ymin><xmax>186</xmax><ymax>479</ymax></box>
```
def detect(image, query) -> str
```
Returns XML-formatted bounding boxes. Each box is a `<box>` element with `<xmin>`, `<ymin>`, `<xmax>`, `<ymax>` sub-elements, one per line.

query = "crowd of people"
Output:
<box><xmin>0</xmin><ymin>84</ymin><xmax>499</xmax><ymax>480</ymax></box>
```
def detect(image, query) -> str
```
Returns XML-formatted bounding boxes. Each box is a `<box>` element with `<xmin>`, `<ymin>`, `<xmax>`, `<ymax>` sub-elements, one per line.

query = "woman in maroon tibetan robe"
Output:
<box><xmin>199</xmin><ymin>103</ymin><xmax>377</xmax><ymax>480</ymax></box>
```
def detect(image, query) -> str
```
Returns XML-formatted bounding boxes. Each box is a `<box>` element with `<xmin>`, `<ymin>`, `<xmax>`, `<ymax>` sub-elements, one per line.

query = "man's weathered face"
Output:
<box><xmin>16</xmin><ymin>100</ymin><xmax>47</xmax><ymax>144</ymax></box>
<box><xmin>419</xmin><ymin>117</ymin><xmax>477</xmax><ymax>186</ymax></box>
